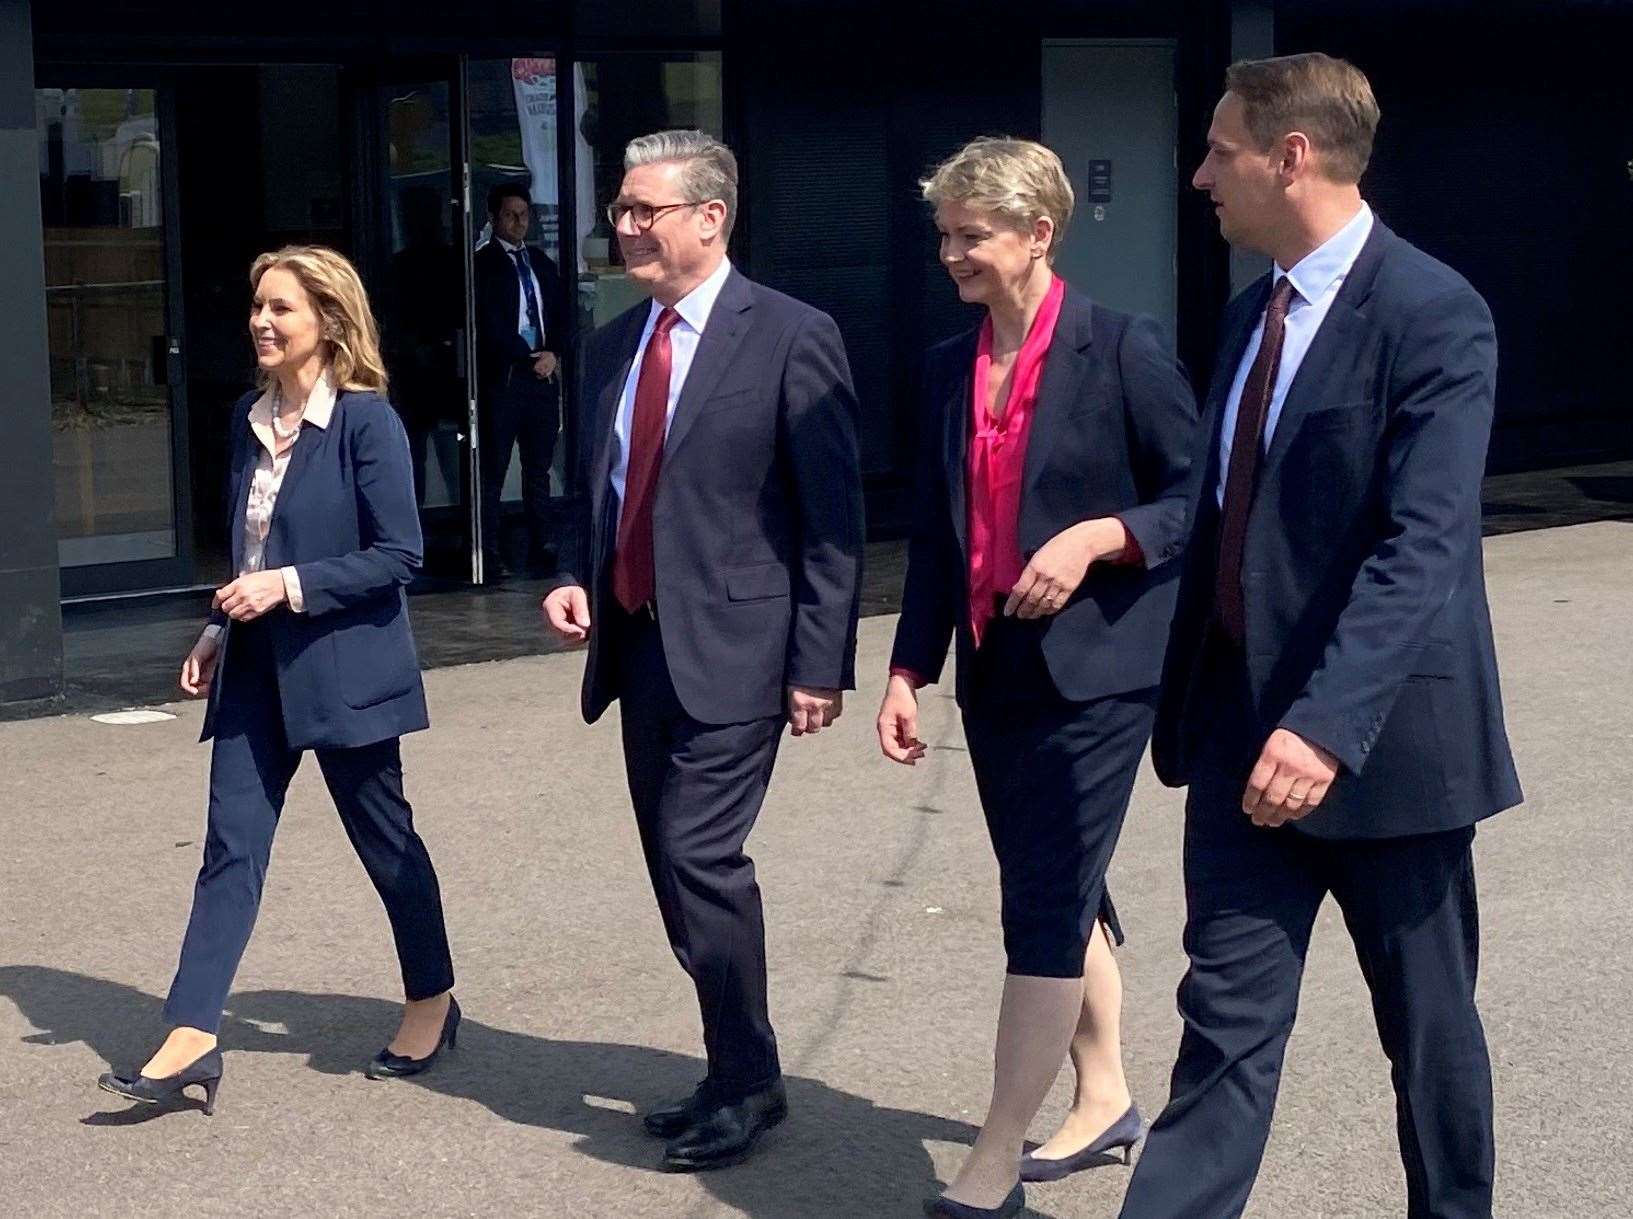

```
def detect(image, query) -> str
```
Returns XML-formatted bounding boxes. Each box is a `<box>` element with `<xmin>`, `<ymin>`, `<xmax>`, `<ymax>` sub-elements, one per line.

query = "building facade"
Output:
<box><xmin>3</xmin><ymin>0</ymin><xmax>1629</xmax><ymax>710</ymax></box>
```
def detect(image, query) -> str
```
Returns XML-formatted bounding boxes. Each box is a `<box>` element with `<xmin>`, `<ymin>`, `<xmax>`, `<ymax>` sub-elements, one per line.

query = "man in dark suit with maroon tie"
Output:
<box><xmin>542</xmin><ymin>129</ymin><xmax>863</xmax><ymax>1172</ymax></box>
<box><xmin>1121</xmin><ymin>55</ymin><xmax>1521</xmax><ymax>1219</ymax></box>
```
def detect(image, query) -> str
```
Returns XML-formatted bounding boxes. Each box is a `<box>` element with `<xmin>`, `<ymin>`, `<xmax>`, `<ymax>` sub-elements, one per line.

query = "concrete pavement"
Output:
<box><xmin>1</xmin><ymin>521</ymin><xmax>1629</xmax><ymax>1217</ymax></box>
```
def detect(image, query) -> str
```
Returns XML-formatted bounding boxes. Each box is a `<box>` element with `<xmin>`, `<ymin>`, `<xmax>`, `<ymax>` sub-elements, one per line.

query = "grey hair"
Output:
<box><xmin>623</xmin><ymin>129</ymin><xmax>738</xmax><ymax>239</ymax></box>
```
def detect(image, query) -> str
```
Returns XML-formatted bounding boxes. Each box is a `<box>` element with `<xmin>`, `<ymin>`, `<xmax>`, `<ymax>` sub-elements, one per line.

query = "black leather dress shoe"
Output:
<box><xmin>923</xmin><ymin>1183</ymin><xmax>1024</xmax><ymax>1218</ymax></box>
<box><xmin>661</xmin><ymin>1079</ymin><xmax>787</xmax><ymax>1171</ymax></box>
<box><xmin>643</xmin><ymin>1082</ymin><xmax>716</xmax><ymax>1138</ymax></box>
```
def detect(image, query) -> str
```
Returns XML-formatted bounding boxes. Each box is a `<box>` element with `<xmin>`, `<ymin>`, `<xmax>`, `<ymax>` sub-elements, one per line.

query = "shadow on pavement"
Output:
<box><xmin>0</xmin><ymin>966</ymin><xmax>1058</xmax><ymax>1219</ymax></box>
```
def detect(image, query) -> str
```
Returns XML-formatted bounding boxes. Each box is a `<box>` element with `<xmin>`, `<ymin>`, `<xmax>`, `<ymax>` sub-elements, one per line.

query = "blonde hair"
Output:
<box><xmin>249</xmin><ymin>245</ymin><xmax>389</xmax><ymax>394</ymax></box>
<box><xmin>1225</xmin><ymin>53</ymin><xmax>1380</xmax><ymax>184</ymax></box>
<box><xmin>920</xmin><ymin>137</ymin><xmax>1075</xmax><ymax>262</ymax></box>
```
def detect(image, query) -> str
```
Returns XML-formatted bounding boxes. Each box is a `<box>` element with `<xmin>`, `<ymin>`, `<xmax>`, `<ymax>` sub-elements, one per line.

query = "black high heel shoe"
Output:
<box><xmin>364</xmin><ymin>995</ymin><xmax>460</xmax><ymax>1079</ymax></box>
<box><xmin>1020</xmin><ymin>1102</ymin><xmax>1144</xmax><ymax>1182</ymax></box>
<box><xmin>97</xmin><ymin>1048</ymin><xmax>224</xmax><ymax>1116</ymax></box>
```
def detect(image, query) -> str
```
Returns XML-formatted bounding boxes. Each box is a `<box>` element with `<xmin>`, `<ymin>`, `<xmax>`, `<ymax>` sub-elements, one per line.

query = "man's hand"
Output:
<box><xmin>1004</xmin><ymin>517</ymin><xmax>1128</xmax><ymax>620</ymax></box>
<box><xmin>1243</xmin><ymin>728</ymin><xmax>1340</xmax><ymax>827</ymax></box>
<box><xmin>532</xmin><ymin>351</ymin><xmax>559</xmax><ymax>380</ymax></box>
<box><xmin>788</xmin><ymin>685</ymin><xmax>842</xmax><ymax>736</ymax></box>
<box><xmin>876</xmin><ymin>674</ymin><xmax>927</xmax><ymax>765</ymax></box>
<box><xmin>179</xmin><ymin>633</ymin><xmax>220</xmax><ymax>697</ymax></box>
<box><xmin>214</xmin><ymin>571</ymin><xmax>288</xmax><ymax>622</ymax></box>
<box><xmin>542</xmin><ymin>584</ymin><xmax>591</xmax><ymax>644</ymax></box>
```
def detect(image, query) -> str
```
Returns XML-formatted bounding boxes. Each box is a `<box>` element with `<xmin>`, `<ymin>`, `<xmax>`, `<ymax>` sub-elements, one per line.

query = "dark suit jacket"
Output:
<box><xmin>565</xmin><ymin>267</ymin><xmax>865</xmax><ymax>726</ymax></box>
<box><xmin>1153</xmin><ymin>219</ymin><xmax>1523</xmax><ymax>838</ymax></box>
<box><xmin>203</xmin><ymin>389</ymin><xmax>429</xmax><ymax>750</ymax></box>
<box><xmin>889</xmin><ymin>288</ymin><xmax>1199</xmax><ymax>708</ymax></box>
<box><xmin>473</xmin><ymin>239</ymin><xmax>562</xmax><ymax>389</ymax></box>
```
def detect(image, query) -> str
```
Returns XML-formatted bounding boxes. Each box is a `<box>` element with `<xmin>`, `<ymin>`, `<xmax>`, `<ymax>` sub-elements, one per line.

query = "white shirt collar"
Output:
<box><xmin>655</xmin><ymin>256</ymin><xmax>733</xmax><ymax>335</ymax></box>
<box><xmin>250</xmin><ymin>368</ymin><xmax>337</xmax><ymax>432</ymax></box>
<box><xmin>497</xmin><ymin>237</ymin><xmax>526</xmax><ymax>255</ymax></box>
<box><xmin>1276</xmin><ymin>202</ymin><xmax>1374</xmax><ymax>304</ymax></box>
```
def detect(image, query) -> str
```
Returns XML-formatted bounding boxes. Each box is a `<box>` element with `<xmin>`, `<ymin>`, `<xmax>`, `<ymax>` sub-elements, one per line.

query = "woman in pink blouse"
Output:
<box><xmin>878</xmin><ymin>139</ymin><xmax>1198</xmax><ymax>1218</ymax></box>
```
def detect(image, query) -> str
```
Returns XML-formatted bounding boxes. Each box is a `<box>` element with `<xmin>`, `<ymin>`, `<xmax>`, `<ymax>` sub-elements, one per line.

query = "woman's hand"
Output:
<box><xmin>214</xmin><ymin>570</ymin><xmax>288</xmax><ymax>622</ymax></box>
<box><xmin>179</xmin><ymin>633</ymin><xmax>220</xmax><ymax>697</ymax></box>
<box><xmin>1005</xmin><ymin>517</ymin><xmax>1130</xmax><ymax>619</ymax></box>
<box><xmin>876</xmin><ymin>674</ymin><xmax>927</xmax><ymax>765</ymax></box>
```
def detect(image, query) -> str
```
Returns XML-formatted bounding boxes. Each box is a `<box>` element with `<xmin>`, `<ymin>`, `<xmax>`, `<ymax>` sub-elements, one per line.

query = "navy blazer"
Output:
<box><xmin>565</xmin><ymin>268</ymin><xmax>865</xmax><ymax>726</ymax></box>
<box><xmin>473</xmin><ymin>240</ymin><xmax>562</xmax><ymax>387</ymax></box>
<box><xmin>1153</xmin><ymin>220</ymin><xmax>1523</xmax><ymax>838</ymax></box>
<box><xmin>203</xmin><ymin>388</ymin><xmax>429</xmax><ymax>750</ymax></box>
<box><xmin>890</xmin><ymin>288</ymin><xmax>1199</xmax><ymax>707</ymax></box>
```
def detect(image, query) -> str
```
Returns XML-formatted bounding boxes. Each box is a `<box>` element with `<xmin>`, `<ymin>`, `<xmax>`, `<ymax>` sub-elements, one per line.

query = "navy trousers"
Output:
<box><xmin>478</xmin><ymin>367</ymin><xmax>559</xmax><ymax>565</ymax></box>
<box><xmin>1121</xmin><ymin>642</ymin><xmax>1494</xmax><ymax>1219</ymax></box>
<box><xmin>613</xmin><ymin>605</ymin><xmax>785</xmax><ymax>1101</ymax></box>
<box><xmin>164</xmin><ymin>619</ymin><xmax>455</xmax><ymax>1033</ymax></box>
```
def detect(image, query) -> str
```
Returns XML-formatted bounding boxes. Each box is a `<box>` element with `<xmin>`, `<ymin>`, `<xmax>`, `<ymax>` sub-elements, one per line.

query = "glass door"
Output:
<box><xmin>37</xmin><ymin>81</ymin><xmax>193</xmax><ymax>597</ymax></box>
<box><xmin>465</xmin><ymin>55</ymin><xmax>571</xmax><ymax>581</ymax></box>
<box><xmin>352</xmin><ymin>59</ymin><xmax>479</xmax><ymax>583</ymax></box>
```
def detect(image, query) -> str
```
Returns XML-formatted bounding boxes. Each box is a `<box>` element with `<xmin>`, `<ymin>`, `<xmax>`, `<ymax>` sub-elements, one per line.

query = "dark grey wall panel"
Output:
<box><xmin>0</xmin><ymin>0</ymin><xmax>64</xmax><ymax>706</ymax></box>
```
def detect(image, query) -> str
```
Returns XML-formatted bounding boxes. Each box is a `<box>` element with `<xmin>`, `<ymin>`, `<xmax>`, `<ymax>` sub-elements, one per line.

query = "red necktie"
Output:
<box><xmin>612</xmin><ymin>307</ymin><xmax>680</xmax><ymax>612</ymax></box>
<box><xmin>1215</xmin><ymin>276</ymin><xmax>1296</xmax><ymax>645</ymax></box>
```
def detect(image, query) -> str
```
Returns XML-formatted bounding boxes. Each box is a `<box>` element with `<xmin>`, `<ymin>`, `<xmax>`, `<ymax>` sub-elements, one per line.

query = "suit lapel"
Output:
<box><xmin>588</xmin><ymin>308</ymin><xmax>648</xmax><ymax>530</ymax></box>
<box><xmin>1189</xmin><ymin>277</ymin><xmax>1272</xmax><ymax>526</ymax></box>
<box><xmin>1259</xmin><ymin>222</ymin><xmax>1391</xmax><ymax>477</ymax></box>
<box><xmin>662</xmin><ymin>269</ymin><xmax>753</xmax><ymax>460</ymax></box>
<box><xmin>261</xmin><ymin>395</ymin><xmax>330</xmax><ymax>566</ymax></box>
<box><xmin>1020</xmin><ymin>291</ymin><xmax>1093</xmax><ymax>502</ymax></box>
<box><xmin>227</xmin><ymin>396</ymin><xmax>262</xmax><ymax>574</ymax></box>
<box><xmin>942</xmin><ymin>331</ymin><xmax>978</xmax><ymax>552</ymax></box>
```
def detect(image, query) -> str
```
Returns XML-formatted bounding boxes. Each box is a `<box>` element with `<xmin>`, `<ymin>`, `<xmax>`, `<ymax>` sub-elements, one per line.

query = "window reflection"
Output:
<box><xmin>37</xmin><ymin>87</ymin><xmax>177</xmax><ymax>569</ymax></box>
<box><xmin>576</xmin><ymin>54</ymin><xmax>724</xmax><ymax>328</ymax></box>
<box><xmin>466</xmin><ymin>58</ymin><xmax>572</xmax><ymax>568</ymax></box>
<box><xmin>379</xmin><ymin>82</ymin><xmax>463</xmax><ymax>517</ymax></box>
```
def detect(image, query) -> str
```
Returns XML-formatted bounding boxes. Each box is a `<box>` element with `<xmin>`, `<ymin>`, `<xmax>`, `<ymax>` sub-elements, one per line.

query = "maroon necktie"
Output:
<box><xmin>1215</xmin><ymin>276</ymin><xmax>1296</xmax><ymax>645</ymax></box>
<box><xmin>612</xmin><ymin>307</ymin><xmax>680</xmax><ymax>612</ymax></box>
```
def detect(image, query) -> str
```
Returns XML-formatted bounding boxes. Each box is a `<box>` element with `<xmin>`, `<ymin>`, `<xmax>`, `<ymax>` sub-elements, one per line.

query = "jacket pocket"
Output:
<box><xmin>725</xmin><ymin>562</ymin><xmax>790</xmax><ymax>602</ymax></box>
<box><xmin>329</xmin><ymin>604</ymin><xmax>418</xmax><ymax>709</ymax></box>
<box><xmin>699</xmin><ymin>386</ymin><xmax>759</xmax><ymax>416</ymax></box>
<box><xmin>1293</xmin><ymin>400</ymin><xmax>1373</xmax><ymax>432</ymax></box>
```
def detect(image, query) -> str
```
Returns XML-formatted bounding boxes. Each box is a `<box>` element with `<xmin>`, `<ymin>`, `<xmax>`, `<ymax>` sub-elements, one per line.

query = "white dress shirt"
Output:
<box><xmin>200</xmin><ymin>372</ymin><xmax>335</xmax><ymax>645</ymax></box>
<box><xmin>497</xmin><ymin>236</ymin><xmax>548</xmax><ymax>349</ymax></box>
<box><xmin>609</xmin><ymin>255</ymin><xmax>734</xmax><ymax>512</ymax></box>
<box><xmin>1216</xmin><ymin>203</ymin><xmax>1375</xmax><ymax>504</ymax></box>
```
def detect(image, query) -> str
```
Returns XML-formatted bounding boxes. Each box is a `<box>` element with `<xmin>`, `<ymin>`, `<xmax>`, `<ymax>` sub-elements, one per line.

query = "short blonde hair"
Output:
<box><xmin>920</xmin><ymin>137</ymin><xmax>1075</xmax><ymax>261</ymax></box>
<box><xmin>249</xmin><ymin>245</ymin><xmax>389</xmax><ymax>394</ymax></box>
<box><xmin>1225</xmin><ymin>53</ymin><xmax>1380</xmax><ymax>184</ymax></box>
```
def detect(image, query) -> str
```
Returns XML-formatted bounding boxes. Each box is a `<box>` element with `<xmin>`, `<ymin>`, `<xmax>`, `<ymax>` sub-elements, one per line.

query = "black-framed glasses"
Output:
<box><xmin>605</xmin><ymin>199</ymin><xmax>699</xmax><ymax>232</ymax></box>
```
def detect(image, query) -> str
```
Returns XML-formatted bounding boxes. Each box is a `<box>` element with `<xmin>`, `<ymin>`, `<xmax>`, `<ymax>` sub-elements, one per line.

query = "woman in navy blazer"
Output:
<box><xmin>98</xmin><ymin>247</ymin><xmax>458</xmax><ymax>1114</ymax></box>
<box><xmin>877</xmin><ymin>140</ymin><xmax>1197</xmax><ymax>1218</ymax></box>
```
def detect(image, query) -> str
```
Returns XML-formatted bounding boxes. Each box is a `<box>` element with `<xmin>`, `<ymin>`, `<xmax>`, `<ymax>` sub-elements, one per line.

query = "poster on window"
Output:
<box><xmin>510</xmin><ymin>58</ymin><xmax>559</xmax><ymax>250</ymax></box>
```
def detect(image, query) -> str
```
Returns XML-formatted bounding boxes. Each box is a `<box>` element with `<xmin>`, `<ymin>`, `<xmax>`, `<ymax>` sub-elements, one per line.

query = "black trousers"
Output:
<box><xmin>613</xmin><ymin>605</ymin><xmax>784</xmax><ymax>1100</ymax></box>
<box><xmin>478</xmin><ymin>366</ymin><xmax>559</xmax><ymax>563</ymax></box>
<box><xmin>1121</xmin><ymin>639</ymin><xmax>1493</xmax><ymax>1219</ymax></box>
<box><xmin>962</xmin><ymin>612</ymin><xmax>1155</xmax><ymax>977</ymax></box>
<box><xmin>163</xmin><ymin>619</ymin><xmax>455</xmax><ymax>1034</ymax></box>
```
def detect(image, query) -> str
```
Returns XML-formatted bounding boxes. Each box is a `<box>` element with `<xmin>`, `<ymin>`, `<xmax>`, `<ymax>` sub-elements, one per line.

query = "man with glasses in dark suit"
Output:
<box><xmin>474</xmin><ymin>182</ymin><xmax>562</xmax><ymax>578</ymax></box>
<box><xmin>543</xmin><ymin>130</ymin><xmax>863</xmax><ymax>1172</ymax></box>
